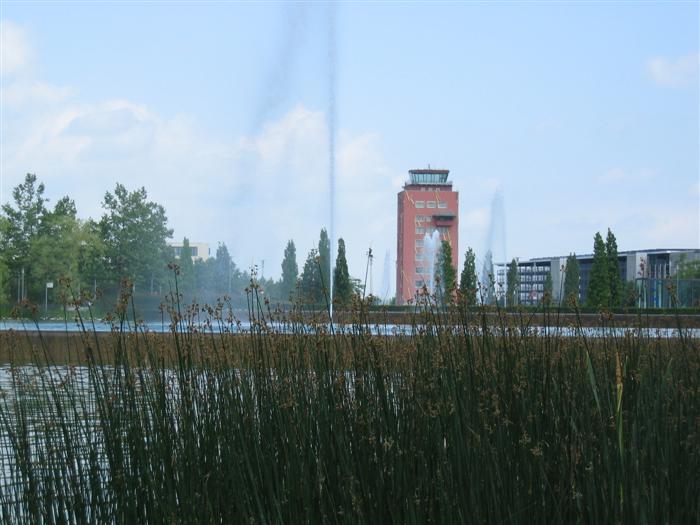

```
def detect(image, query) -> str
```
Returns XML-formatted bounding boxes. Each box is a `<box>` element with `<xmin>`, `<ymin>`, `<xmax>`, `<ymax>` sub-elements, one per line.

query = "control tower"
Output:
<box><xmin>396</xmin><ymin>168</ymin><xmax>459</xmax><ymax>304</ymax></box>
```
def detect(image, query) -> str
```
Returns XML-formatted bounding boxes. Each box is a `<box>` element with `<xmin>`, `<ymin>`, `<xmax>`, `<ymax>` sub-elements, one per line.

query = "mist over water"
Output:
<box><xmin>249</xmin><ymin>5</ymin><xmax>309</xmax><ymax>132</ymax></box>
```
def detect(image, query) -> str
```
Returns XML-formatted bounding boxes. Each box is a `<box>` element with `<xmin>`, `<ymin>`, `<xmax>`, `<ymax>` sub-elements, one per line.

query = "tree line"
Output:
<box><xmin>0</xmin><ymin>174</ymin><xmax>365</xmax><ymax>311</ymax></box>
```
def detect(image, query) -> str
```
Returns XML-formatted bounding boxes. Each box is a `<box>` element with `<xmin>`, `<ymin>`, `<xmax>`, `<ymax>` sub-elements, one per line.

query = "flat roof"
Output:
<box><xmin>496</xmin><ymin>248</ymin><xmax>699</xmax><ymax>265</ymax></box>
<box><xmin>409</xmin><ymin>168</ymin><xmax>450</xmax><ymax>175</ymax></box>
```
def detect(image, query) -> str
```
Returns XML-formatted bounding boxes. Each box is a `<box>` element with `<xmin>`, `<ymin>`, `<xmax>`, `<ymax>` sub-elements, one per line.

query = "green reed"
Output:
<box><xmin>0</xmin><ymin>286</ymin><xmax>698</xmax><ymax>524</ymax></box>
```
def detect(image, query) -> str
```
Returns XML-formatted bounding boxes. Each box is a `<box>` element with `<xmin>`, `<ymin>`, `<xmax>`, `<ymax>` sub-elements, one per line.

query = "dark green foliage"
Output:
<box><xmin>318</xmin><ymin>228</ymin><xmax>331</xmax><ymax>299</ymax></box>
<box><xmin>606</xmin><ymin>228</ymin><xmax>622</xmax><ymax>307</ymax></box>
<box><xmin>1</xmin><ymin>299</ymin><xmax>698</xmax><ymax>523</ymax></box>
<box><xmin>280</xmin><ymin>240</ymin><xmax>298</xmax><ymax>300</ymax></box>
<box><xmin>437</xmin><ymin>240</ymin><xmax>456</xmax><ymax>301</ymax></box>
<box><xmin>99</xmin><ymin>184</ymin><xmax>173</xmax><ymax>292</ymax></box>
<box><xmin>300</xmin><ymin>249</ymin><xmax>322</xmax><ymax>303</ymax></box>
<box><xmin>506</xmin><ymin>258</ymin><xmax>519</xmax><ymax>307</ymax></box>
<box><xmin>333</xmin><ymin>238</ymin><xmax>352</xmax><ymax>306</ymax></box>
<box><xmin>0</xmin><ymin>174</ymin><xmax>47</xmax><ymax>300</ymax></box>
<box><xmin>178</xmin><ymin>238</ymin><xmax>195</xmax><ymax>297</ymax></box>
<box><xmin>543</xmin><ymin>271</ymin><xmax>553</xmax><ymax>305</ymax></box>
<box><xmin>459</xmin><ymin>247</ymin><xmax>477</xmax><ymax>306</ymax></box>
<box><xmin>587</xmin><ymin>232</ymin><xmax>611</xmax><ymax>309</ymax></box>
<box><xmin>678</xmin><ymin>258</ymin><xmax>700</xmax><ymax>279</ymax></box>
<box><xmin>564</xmin><ymin>253</ymin><xmax>580</xmax><ymax>306</ymax></box>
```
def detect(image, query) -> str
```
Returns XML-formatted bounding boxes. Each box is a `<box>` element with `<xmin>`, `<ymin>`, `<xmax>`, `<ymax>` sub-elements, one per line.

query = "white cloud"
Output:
<box><xmin>647</xmin><ymin>53</ymin><xmax>699</xmax><ymax>88</ymax></box>
<box><xmin>0</xmin><ymin>20</ymin><xmax>33</xmax><ymax>76</ymax></box>
<box><xmin>1</xmin><ymin>87</ymin><xmax>401</xmax><ymax>288</ymax></box>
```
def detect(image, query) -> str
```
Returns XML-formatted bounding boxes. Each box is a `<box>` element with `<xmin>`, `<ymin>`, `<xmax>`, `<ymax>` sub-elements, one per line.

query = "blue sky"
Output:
<box><xmin>1</xmin><ymin>1</ymin><xmax>698</xmax><ymax>293</ymax></box>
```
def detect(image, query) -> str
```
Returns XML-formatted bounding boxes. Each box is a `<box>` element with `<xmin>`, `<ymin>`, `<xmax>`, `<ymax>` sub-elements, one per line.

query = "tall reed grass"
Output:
<box><xmin>0</xmin><ymin>283</ymin><xmax>698</xmax><ymax>523</ymax></box>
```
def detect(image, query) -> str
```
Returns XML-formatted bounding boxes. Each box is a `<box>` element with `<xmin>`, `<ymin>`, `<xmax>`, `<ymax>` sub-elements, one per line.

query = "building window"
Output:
<box><xmin>427</xmin><ymin>201</ymin><xmax>436</xmax><ymax>208</ymax></box>
<box><xmin>415</xmin><ymin>266</ymin><xmax>425</xmax><ymax>274</ymax></box>
<box><xmin>415</xmin><ymin>239</ymin><xmax>424</xmax><ymax>247</ymax></box>
<box><xmin>415</xmin><ymin>280</ymin><xmax>424</xmax><ymax>288</ymax></box>
<box><xmin>415</xmin><ymin>200</ymin><xmax>425</xmax><ymax>208</ymax></box>
<box><xmin>416</xmin><ymin>227</ymin><xmax>425</xmax><ymax>234</ymax></box>
<box><xmin>438</xmin><ymin>201</ymin><xmax>447</xmax><ymax>208</ymax></box>
<box><xmin>415</xmin><ymin>254</ymin><xmax>424</xmax><ymax>261</ymax></box>
<box><xmin>191</xmin><ymin>247</ymin><xmax>199</xmax><ymax>257</ymax></box>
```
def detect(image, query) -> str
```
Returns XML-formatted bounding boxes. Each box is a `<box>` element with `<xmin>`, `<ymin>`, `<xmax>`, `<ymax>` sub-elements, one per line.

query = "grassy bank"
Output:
<box><xmin>0</xmin><ymin>292</ymin><xmax>698</xmax><ymax>523</ymax></box>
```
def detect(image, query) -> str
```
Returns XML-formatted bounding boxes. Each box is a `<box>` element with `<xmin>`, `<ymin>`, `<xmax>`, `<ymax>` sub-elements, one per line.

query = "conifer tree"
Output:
<box><xmin>606</xmin><ymin>228</ymin><xmax>622</xmax><ymax>307</ymax></box>
<box><xmin>564</xmin><ymin>253</ymin><xmax>580</xmax><ymax>306</ymax></box>
<box><xmin>587</xmin><ymin>232</ymin><xmax>610</xmax><ymax>309</ymax></box>
<box><xmin>506</xmin><ymin>258</ymin><xmax>519</xmax><ymax>307</ymax></box>
<box><xmin>459</xmin><ymin>247</ymin><xmax>477</xmax><ymax>306</ymax></box>
<box><xmin>318</xmin><ymin>229</ymin><xmax>331</xmax><ymax>301</ymax></box>
<box><xmin>300</xmin><ymin>249</ymin><xmax>321</xmax><ymax>303</ymax></box>
<box><xmin>437</xmin><ymin>240</ymin><xmax>457</xmax><ymax>301</ymax></box>
<box><xmin>333</xmin><ymin>238</ymin><xmax>352</xmax><ymax>306</ymax></box>
<box><xmin>178</xmin><ymin>237</ymin><xmax>195</xmax><ymax>296</ymax></box>
<box><xmin>280</xmin><ymin>240</ymin><xmax>298</xmax><ymax>300</ymax></box>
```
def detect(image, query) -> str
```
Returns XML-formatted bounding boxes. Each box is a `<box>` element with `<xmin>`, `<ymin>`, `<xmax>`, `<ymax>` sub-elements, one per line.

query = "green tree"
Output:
<box><xmin>300</xmin><ymin>249</ymin><xmax>321</xmax><ymax>303</ymax></box>
<box><xmin>99</xmin><ymin>184</ymin><xmax>173</xmax><ymax>293</ymax></box>
<box><xmin>177</xmin><ymin>238</ymin><xmax>195</xmax><ymax>297</ymax></box>
<box><xmin>318</xmin><ymin>229</ymin><xmax>331</xmax><ymax>300</ymax></box>
<box><xmin>587</xmin><ymin>232</ymin><xmax>611</xmax><ymax>309</ymax></box>
<box><xmin>606</xmin><ymin>228</ymin><xmax>622</xmax><ymax>307</ymax></box>
<box><xmin>1</xmin><ymin>174</ymin><xmax>48</xmax><ymax>300</ymax></box>
<box><xmin>564</xmin><ymin>253</ymin><xmax>580</xmax><ymax>306</ymax></box>
<box><xmin>459</xmin><ymin>247</ymin><xmax>477</xmax><ymax>306</ymax></box>
<box><xmin>506</xmin><ymin>258</ymin><xmax>519</xmax><ymax>307</ymax></box>
<box><xmin>280</xmin><ymin>240</ymin><xmax>298</xmax><ymax>300</ymax></box>
<box><xmin>543</xmin><ymin>271</ymin><xmax>553</xmax><ymax>305</ymax></box>
<box><xmin>437</xmin><ymin>240</ymin><xmax>457</xmax><ymax>301</ymax></box>
<box><xmin>29</xmin><ymin>198</ymin><xmax>91</xmax><ymax>302</ymax></box>
<box><xmin>333</xmin><ymin>238</ymin><xmax>352</xmax><ymax>306</ymax></box>
<box><xmin>678</xmin><ymin>259</ymin><xmax>700</xmax><ymax>279</ymax></box>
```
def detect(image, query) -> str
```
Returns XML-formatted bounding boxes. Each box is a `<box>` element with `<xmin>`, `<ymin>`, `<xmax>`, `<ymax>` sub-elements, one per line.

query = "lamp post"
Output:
<box><xmin>45</xmin><ymin>281</ymin><xmax>54</xmax><ymax>313</ymax></box>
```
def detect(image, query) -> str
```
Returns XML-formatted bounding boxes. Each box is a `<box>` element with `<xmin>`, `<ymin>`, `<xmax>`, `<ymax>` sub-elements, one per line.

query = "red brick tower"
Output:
<box><xmin>396</xmin><ymin>168</ymin><xmax>459</xmax><ymax>304</ymax></box>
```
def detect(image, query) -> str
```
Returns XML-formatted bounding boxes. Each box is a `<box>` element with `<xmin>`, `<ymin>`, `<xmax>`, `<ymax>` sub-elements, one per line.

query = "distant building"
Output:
<box><xmin>396</xmin><ymin>168</ymin><xmax>459</xmax><ymax>304</ymax></box>
<box><xmin>169</xmin><ymin>241</ymin><xmax>211</xmax><ymax>262</ymax></box>
<box><xmin>495</xmin><ymin>248</ymin><xmax>700</xmax><ymax>308</ymax></box>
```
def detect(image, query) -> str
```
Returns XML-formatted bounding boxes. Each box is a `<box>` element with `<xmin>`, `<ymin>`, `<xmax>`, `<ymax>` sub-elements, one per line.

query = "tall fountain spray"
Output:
<box><xmin>422</xmin><ymin>230</ymin><xmax>441</xmax><ymax>294</ymax></box>
<box><xmin>327</xmin><ymin>5</ymin><xmax>337</xmax><ymax>319</ymax></box>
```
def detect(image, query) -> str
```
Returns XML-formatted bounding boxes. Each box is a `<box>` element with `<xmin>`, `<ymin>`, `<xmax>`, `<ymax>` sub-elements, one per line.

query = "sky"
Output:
<box><xmin>1</xmin><ymin>1</ymin><xmax>698</xmax><ymax>297</ymax></box>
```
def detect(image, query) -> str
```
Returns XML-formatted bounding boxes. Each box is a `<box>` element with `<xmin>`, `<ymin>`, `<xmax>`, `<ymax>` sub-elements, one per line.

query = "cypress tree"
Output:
<box><xmin>459</xmin><ymin>247</ymin><xmax>477</xmax><ymax>306</ymax></box>
<box><xmin>564</xmin><ymin>253</ymin><xmax>580</xmax><ymax>306</ymax></box>
<box><xmin>333</xmin><ymin>238</ymin><xmax>352</xmax><ymax>306</ymax></box>
<box><xmin>506</xmin><ymin>258</ymin><xmax>519</xmax><ymax>307</ymax></box>
<box><xmin>587</xmin><ymin>232</ymin><xmax>610</xmax><ymax>309</ymax></box>
<box><xmin>178</xmin><ymin>237</ymin><xmax>194</xmax><ymax>297</ymax></box>
<box><xmin>300</xmin><ymin>249</ymin><xmax>321</xmax><ymax>304</ymax></box>
<box><xmin>318</xmin><ymin>229</ymin><xmax>330</xmax><ymax>302</ymax></box>
<box><xmin>437</xmin><ymin>240</ymin><xmax>457</xmax><ymax>301</ymax></box>
<box><xmin>280</xmin><ymin>240</ymin><xmax>298</xmax><ymax>300</ymax></box>
<box><xmin>606</xmin><ymin>228</ymin><xmax>622</xmax><ymax>307</ymax></box>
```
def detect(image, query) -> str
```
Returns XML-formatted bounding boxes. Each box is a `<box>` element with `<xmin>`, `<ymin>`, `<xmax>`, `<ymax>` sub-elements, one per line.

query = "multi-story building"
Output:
<box><xmin>169</xmin><ymin>241</ymin><xmax>211</xmax><ymax>262</ymax></box>
<box><xmin>396</xmin><ymin>168</ymin><xmax>458</xmax><ymax>304</ymax></box>
<box><xmin>495</xmin><ymin>248</ymin><xmax>700</xmax><ymax>307</ymax></box>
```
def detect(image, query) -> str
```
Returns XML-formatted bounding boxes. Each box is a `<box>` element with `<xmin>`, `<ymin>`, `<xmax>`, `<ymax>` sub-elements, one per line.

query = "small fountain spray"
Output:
<box><xmin>422</xmin><ymin>230</ymin><xmax>441</xmax><ymax>294</ymax></box>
